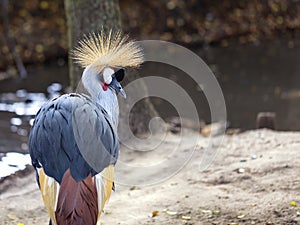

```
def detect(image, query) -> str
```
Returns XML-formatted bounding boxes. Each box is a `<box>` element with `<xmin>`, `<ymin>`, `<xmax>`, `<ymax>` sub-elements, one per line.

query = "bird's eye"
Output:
<box><xmin>114</xmin><ymin>68</ymin><xmax>125</xmax><ymax>82</ymax></box>
<box><xmin>103</xmin><ymin>67</ymin><xmax>114</xmax><ymax>84</ymax></box>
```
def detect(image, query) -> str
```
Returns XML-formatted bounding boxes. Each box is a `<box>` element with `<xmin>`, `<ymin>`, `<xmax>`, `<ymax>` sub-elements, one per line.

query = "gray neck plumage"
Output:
<box><xmin>81</xmin><ymin>66</ymin><xmax>119</xmax><ymax>128</ymax></box>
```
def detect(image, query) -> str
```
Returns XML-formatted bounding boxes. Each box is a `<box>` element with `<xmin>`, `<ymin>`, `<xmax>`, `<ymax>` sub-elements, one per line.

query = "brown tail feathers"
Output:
<box><xmin>55</xmin><ymin>169</ymin><xmax>98</xmax><ymax>225</ymax></box>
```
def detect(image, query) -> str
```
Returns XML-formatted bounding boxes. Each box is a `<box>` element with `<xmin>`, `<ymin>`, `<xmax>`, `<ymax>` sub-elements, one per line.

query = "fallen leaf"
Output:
<box><xmin>290</xmin><ymin>201</ymin><xmax>297</xmax><ymax>207</ymax></box>
<box><xmin>213</xmin><ymin>210</ymin><xmax>220</xmax><ymax>215</ymax></box>
<box><xmin>237</xmin><ymin>214</ymin><xmax>245</xmax><ymax>219</ymax></box>
<box><xmin>151</xmin><ymin>210</ymin><xmax>159</xmax><ymax>217</ymax></box>
<box><xmin>166</xmin><ymin>210</ymin><xmax>177</xmax><ymax>215</ymax></box>
<box><xmin>104</xmin><ymin>210</ymin><xmax>112</xmax><ymax>215</ymax></box>
<box><xmin>201</xmin><ymin>209</ymin><xmax>212</xmax><ymax>214</ymax></box>
<box><xmin>7</xmin><ymin>214</ymin><xmax>19</xmax><ymax>220</ymax></box>
<box><xmin>182</xmin><ymin>215</ymin><xmax>191</xmax><ymax>220</ymax></box>
<box><xmin>129</xmin><ymin>186</ymin><xmax>137</xmax><ymax>190</ymax></box>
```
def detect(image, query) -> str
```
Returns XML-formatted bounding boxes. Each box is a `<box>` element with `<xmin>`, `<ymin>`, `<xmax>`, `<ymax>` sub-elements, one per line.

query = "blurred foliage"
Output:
<box><xmin>0</xmin><ymin>0</ymin><xmax>299</xmax><ymax>69</ymax></box>
<box><xmin>0</xmin><ymin>0</ymin><xmax>66</xmax><ymax>69</ymax></box>
<box><xmin>121</xmin><ymin>0</ymin><xmax>300</xmax><ymax>45</ymax></box>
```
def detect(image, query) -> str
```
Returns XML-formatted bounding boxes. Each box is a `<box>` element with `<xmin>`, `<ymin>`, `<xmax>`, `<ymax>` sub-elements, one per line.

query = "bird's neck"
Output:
<box><xmin>81</xmin><ymin>66</ymin><xmax>99</xmax><ymax>99</ymax></box>
<box><xmin>97</xmin><ymin>90</ymin><xmax>119</xmax><ymax>127</ymax></box>
<box><xmin>82</xmin><ymin>66</ymin><xmax>119</xmax><ymax>128</ymax></box>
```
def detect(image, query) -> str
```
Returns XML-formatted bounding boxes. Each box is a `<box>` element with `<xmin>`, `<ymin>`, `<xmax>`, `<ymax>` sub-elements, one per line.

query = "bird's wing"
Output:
<box><xmin>71</xmin><ymin>94</ymin><xmax>119</xmax><ymax>177</ymax></box>
<box><xmin>29</xmin><ymin>93</ymin><xmax>119</xmax><ymax>184</ymax></box>
<box><xmin>38</xmin><ymin>168</ymin><xmax>59</xmax><ymax>224</ymax></box>
<box><xmin>94</xmin><ymin>164</ymin><xmax>114</xmax><ymax>222</ymax></box>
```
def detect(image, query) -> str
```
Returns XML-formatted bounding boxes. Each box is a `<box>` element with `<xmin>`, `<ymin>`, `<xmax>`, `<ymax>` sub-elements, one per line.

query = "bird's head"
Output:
<box><xmin>72</xmin><ymin>30</ymin><xmax>144</xmax><ymax>100</ymax></box>
<box><xmin>101</xmin><ymin>67</ymin><xmax>126</xmax><ymax>98</ymax></box>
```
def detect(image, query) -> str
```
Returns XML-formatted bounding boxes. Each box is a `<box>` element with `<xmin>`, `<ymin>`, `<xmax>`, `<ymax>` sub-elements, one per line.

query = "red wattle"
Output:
<box><xmin>101</xmin><ymin>82</ymin><xmax>108</xmax><ymax>91</ymax></box>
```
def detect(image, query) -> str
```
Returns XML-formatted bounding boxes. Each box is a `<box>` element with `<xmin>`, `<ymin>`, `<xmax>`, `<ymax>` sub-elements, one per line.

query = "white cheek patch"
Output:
<box><xmin>103</xmin><ymin>67</ymin><xmax>114</xmax><ymax>84</ymax></box>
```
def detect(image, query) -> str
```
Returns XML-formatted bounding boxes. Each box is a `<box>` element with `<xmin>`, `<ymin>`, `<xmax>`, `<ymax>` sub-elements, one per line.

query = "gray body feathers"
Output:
<box><xmin>29</xmin><ymin>93</ymin><xmax>119</xmax><ymax>183</ymax></box>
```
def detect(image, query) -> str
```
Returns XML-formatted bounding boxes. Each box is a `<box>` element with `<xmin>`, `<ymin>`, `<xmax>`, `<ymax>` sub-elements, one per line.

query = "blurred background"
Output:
<box><xmin>0</xmin><ymin>0</ymin><xmax>299</xmax><ymax>176</ymax></box>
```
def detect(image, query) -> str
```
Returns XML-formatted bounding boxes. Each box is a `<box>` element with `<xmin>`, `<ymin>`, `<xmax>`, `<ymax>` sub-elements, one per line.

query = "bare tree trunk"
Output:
<box><xmin>64</xmin><ymin>0</ymin><xmax>121</xmax><ymax>88</ymax></box>
<box><xmin>1</xmin><ymin>0</ymin><xmax>27</xmax><ymax>78</ymax></box>
<box><xmin>64</xmin><ymin>0</ymin><xmax>159</xmax><ymax>136</ymax></box>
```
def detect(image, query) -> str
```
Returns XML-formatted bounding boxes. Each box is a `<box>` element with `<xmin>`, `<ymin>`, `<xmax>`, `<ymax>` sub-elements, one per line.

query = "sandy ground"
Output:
<box><xmin>1</xmin><ymin>129</ymin><xmax>300</xmax><ymax>225</ymax></box>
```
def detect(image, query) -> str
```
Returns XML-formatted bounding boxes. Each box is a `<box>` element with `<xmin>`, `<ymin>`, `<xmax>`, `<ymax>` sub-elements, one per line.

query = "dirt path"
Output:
<box><xmin>1</xmin><ymin>129</ymin><xmax>300</xmax><ymax>225</ymax></box>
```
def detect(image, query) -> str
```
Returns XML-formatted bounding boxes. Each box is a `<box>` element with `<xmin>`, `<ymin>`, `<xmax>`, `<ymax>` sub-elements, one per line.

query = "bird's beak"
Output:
<box><xmin>109</xmin><ymin>77</ymin><xmax>126</xmax><ymax>99</ymax></box>
<box><xmin>118</xmin><ymin>87</ymin><xmax>126</xmax><ymax>99</ymax></box>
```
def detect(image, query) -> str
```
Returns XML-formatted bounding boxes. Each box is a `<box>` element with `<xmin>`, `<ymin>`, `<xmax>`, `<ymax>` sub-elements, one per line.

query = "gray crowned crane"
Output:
<box><xmin>29</xmin><ymin>30</ymin><xmax>144</xmax><ymax>225</ymax></box>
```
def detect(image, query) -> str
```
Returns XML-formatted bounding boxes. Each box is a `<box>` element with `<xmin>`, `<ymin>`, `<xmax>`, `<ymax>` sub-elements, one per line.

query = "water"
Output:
<box><xmin>142</xmin><ymin>39</ymin><xmax>300</xmax><ymax>130</ymax></box>
<box><xmin>0</xmin><ymin>63</ymin><xmax>69</xmax><ymax>177</ymax></box>
<box><xmin>0</xmin><ymin>40</ymin><xmax>299</xmax><ymax>176</ymax></box>
<box><xmin>200</xmin><ymin>39</ymin><xmax>300</xmax><ymax>130</ymax></box>
<box><xmin>0</xmin><ymin>152</ymin><xmax>31</xmax><ymax>178</ymax></box>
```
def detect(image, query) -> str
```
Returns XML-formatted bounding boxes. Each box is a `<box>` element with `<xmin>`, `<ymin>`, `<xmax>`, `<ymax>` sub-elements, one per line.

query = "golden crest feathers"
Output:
<box><xmin>72</xmin><ymin>30</ymin><xmax>144</xmax><ymax>71</ymax></box>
